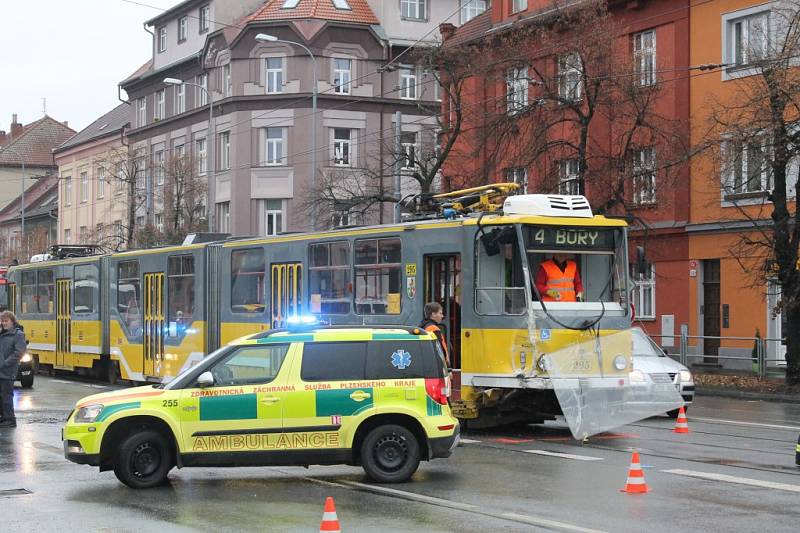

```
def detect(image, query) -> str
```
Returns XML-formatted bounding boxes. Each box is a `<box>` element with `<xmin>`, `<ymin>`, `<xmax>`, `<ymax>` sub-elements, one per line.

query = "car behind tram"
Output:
<box><xmin>7</xmin><ymin>187</ymin><xmax>682</xmax><ymax>435</ymax></box>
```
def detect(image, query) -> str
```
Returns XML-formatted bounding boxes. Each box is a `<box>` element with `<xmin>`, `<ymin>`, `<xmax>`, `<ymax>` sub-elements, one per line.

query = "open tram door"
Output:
<box><xmin>143</xmin><ymin>272</ymin><xmax>165</xmax><ymax>379</ymax></box>
<box><xmin>423</xmin><ymin>254</ymin><xmax>461</xmax><ymax>400</ymax></box>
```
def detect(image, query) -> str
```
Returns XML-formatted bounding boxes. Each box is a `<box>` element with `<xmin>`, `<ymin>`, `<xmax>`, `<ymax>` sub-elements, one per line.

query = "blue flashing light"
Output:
<box><xmin>285</xmin><ymin>314</ymin><xmax>321</xmax><ymax>331</ymax></box>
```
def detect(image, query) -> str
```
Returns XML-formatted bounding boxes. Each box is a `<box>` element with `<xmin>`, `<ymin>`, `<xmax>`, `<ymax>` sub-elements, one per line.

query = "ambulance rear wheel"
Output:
<box><xmin>361</xmin><ymin>424</ymin><xmax>420</xmax><ymax>483</ymax></box>
<box><xmin>113</xmin><ymin>429</ymin><xmax>173</xmax><ymax>489</ymax></box>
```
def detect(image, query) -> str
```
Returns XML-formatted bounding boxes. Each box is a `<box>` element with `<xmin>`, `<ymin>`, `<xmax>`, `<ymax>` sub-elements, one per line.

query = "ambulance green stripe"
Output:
<box><xmin>315</xmin><ymin>389</ymin><xmax>374</xmax><ymax>416</ymax></box>
<box><xmin>200</xmin><ymin>394</ymin><xmax>258</xmax><ymax>420</ymax></box>
<box><xmin>426</xmin><ymin>396</ymin><xmax>442</xmax><ymax>416</ymax></box>
<box><xmin>372</xmin><ymin>333</ymin><xmax>422</xmax><ymax>340</ymax></box>
<box><xmin>97</xmin><ymin>401</ymin><xmax>141</xmax><ymax>422</ymax></box>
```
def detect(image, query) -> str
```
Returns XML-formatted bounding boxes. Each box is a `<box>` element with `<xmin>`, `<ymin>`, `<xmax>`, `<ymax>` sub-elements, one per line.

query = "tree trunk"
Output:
<box><xmin>785</xmin><ymin>290</ymin><xmax>800</xmax><ymax>385</ymax></box>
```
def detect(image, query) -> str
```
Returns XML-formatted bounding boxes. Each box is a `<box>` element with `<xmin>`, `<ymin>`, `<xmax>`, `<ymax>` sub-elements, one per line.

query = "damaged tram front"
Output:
<box><xmin>456</xmin><ymin>194</ymin><xmax>682</xmax><ymax>437</ymax></box>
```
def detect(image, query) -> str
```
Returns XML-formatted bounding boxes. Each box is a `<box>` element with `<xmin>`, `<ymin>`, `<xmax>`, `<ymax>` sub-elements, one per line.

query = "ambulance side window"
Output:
<box><xmin>209</xmin><ymin>344</ymin><xmax>289</xmax><ymax>386</ymax></box>
<box><xmin>366</xmin><ymin>341</ymin><xmax>428</xmax><ymax>379</ymax></box>
<box><xmin>301</xmin><ymin>342</ymin><xmax>366</xmax><ymax>381</ymax></box>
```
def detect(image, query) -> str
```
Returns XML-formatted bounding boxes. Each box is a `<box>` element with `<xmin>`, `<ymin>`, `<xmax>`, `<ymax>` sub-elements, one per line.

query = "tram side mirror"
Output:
<box><xmin>636</xmin><ymin>246</ymin><xmax>650</xmax><ymax>275</ymax></box>
<box><xmin>197</xmin><ymin>371</ymin><xmax>214</xmax><ymax>388</ymax></box>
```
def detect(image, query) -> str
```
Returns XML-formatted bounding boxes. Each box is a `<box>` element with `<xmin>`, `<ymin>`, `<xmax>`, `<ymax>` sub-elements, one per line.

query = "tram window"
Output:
<box><xmin>354</xmin><ymin>238</ymin><xmax>401</xmax><ymax>315</ymax></box>
<box><xmin>231</xmin><ymin>249</ymin><xmax>266</xmax><ymax>314</ymax></box>
<box><xmin>475</xmin><ymin>234</ymin><xmax>526</xmax><ymax>315</ymax></box>
<box><xmin>118</xmin><ymin>261</ymin><xmax>142</xmax><ymax>334</ymax></box>
<box><xmin>527</xmin><ymin>252</ymin><xmax>625</xmax><ymax>303</ymax></box>
<box><xmin>309</xmin><ymin>241</ymin><xmax>351</xmax><ymax>314</ymax></box>
<box><xmin>168</xmin><ymin>255</ymin><xmax>195</xmax><ymax>337</ymax></box>
<box><xmin>21</xmin><ymin>271</ymin><xmax>36</xmax><ymax>314</ymax></box>
<box><xmin>74</xmin><ymin>264</ymin><xmax>98</xmax><ymax>314</ymax></box>
<box><xmin>37</xmin><ymin>270</ymin><xmax>55</xmax><ymax>314</ymax></box>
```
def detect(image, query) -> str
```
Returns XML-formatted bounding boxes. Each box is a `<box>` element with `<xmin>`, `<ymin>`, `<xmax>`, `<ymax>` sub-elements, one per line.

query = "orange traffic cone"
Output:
<box><xmin>620</xmin><ymin>450</ymin><xmax>649</xmax><ymax>493</ymax></box>
<box><xmin>673</xmin><ymin>406</ymin><xmax>689</xmax><ymax>434</ymax></box>
<box><xmin>319</xmin><ymin>496</ymin><xmax>341</xmax><ymax>533</ymax></box>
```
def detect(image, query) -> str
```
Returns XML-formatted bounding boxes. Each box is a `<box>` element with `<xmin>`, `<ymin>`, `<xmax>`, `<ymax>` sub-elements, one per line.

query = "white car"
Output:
<box><xmin>631</xmin><ymin>327</ymin><xmax>694</xmax><ymax>418</ymax></box>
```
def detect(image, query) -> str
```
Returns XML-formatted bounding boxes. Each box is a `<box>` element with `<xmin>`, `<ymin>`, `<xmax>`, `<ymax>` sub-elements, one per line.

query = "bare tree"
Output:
<box><xmin>700</xmin><ymin>1</ymin><xmax>800</xmax><ymax>384</ymax></box>
<box><xmin>97</xmin><ymin>144</ymin><xmax>148</xmax><ymax>249</ymax></box>
<box><xmin>160</xmin><ymin>150</ymin><xmax>207</xmax><ymax>243</ymax></box>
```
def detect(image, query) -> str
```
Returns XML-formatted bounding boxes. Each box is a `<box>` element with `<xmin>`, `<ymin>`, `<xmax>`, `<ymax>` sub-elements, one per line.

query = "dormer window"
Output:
<box><xmin>331</xmin><ymin>0</ymin><xmax>351</xmax><ymax>10</ymax></box>
<box><xmin>282</xmin><ymin>0</ymin><xmax>301</xmax><ymax>7</ymax></box>
<box><xmin>158</xmin><ymin>27</ymin><xmax>167</xmax><ymax>52</ymax></box>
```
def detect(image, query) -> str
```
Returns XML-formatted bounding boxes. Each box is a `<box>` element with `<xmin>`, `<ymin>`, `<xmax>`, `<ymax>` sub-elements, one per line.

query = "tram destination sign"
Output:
<box><xmin>527</xmin><ymin>226</ymin><xmax>616</xmax><ymax>250</ymax></box>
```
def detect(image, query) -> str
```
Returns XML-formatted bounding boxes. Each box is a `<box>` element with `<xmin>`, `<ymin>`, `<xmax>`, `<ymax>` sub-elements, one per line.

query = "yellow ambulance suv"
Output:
<box><xmin>63</xmin><ymin>325</ymin><xmax>459</xmax><ymax>488</ymax></box>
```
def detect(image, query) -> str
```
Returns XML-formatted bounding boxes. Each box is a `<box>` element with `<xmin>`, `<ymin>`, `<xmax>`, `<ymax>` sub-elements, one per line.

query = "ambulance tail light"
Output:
<box><xmin>425</xmin><ymin>377</ymin><xmax>449</xmax><ymax>405</ymax></box>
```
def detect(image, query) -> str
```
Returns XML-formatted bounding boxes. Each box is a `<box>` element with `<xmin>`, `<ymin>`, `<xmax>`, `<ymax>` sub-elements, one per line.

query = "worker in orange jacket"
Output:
<box><xmin>535</xmin><ymin>253</ymin><xmax>584</xmax><ymax>302</ymax></box>
<box><xmin>420</xmin><ymin>301</ymin><xmax>450</xmax><ymax>367</ymax></box>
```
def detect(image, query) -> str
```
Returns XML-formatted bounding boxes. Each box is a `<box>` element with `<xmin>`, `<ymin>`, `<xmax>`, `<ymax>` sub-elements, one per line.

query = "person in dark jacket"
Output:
<box><xmin>0</xmin><ymin>310</ymin><xmax>26</xmax><ymax>428</ymax></box>
<box><xmin>420</xmin><ymin>302</ymin><xmax>450</xmax><ymax>368</ymax></box>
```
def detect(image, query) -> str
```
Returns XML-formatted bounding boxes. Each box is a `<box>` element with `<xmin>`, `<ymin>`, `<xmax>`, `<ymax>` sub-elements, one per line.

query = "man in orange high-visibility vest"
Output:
<box><xmin>420</xmin><ymin>301</ymin><xmax>450</xmax><ymax>367</ymax></box>
<box><xmin>535</xmin><ymin>253</ymin><xmax>584</xmax><ymax>302</ymax></box>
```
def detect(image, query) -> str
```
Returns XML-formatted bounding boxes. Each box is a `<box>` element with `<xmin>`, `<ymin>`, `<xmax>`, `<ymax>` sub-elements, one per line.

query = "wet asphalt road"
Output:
<box><xmin>1</xmin><ymin>376</ymin><xmax>800</xmax><ymax>532</ymax></box>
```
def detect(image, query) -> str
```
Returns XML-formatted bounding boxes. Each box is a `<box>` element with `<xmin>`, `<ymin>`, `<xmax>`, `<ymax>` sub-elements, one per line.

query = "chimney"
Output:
<box><xmin>0</xmin><ymin>130</ymin><xmax>6</xmax><ymax>145</ymax></box>
<box><xmin>10</xmin><ymin>114</ymin><xmax>23</xmax><ymax>139</ymax></box>
<box><xmin>439</xmin><ymin>23</ymin><xmax>457</xmax><ymax>42</ymax></box>
<box><xmin>62</xmin><ymin>121</ymin><xmax>69</xmax><ymax>127</ymax></box>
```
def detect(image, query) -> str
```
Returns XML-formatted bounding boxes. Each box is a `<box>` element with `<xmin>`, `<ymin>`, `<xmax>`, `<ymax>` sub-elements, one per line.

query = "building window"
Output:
<box><xmin>178</xmin><ymin>16</ymin><xmax>188</xmax><ymax>43</ymax></box>
<box><xmin>512</xmin><ymin>0</ymin><xmax>527</xmax><ymax>14</ymax></box>
<box><xmin>633</xmin><ymin>30</ymin><xmax>657</xmax><ymax>87</ymax></box>
<box><xmin>137</xmin><ymin>97</ymin><xmax>146</xmax><ymax>127</ymax></box>
<box><xmin>461</xmin><ymin>0</ymin><xmax>487</xmax><ymax>23</ymax></box>
<box><xmin>79</xmin><ymin>226</ymin><xmax>88</xmax><ymax>244</ymax></box>
<box><xmin>506</xmin><ymin>66</ymin><xmax>529</xmax><ymax>115</ymax></box>
<box><xmin>196</xmin><ymin>138</ymin><xmax>207</xmax><ymax>175</ymax></box>
<box><xmin>96</xmin><ymin>223</ymin><xmax>104</xmax><ymax>240</ymax></box>
<box><xmin>401</xmin><ymin>0</ymin><xmax>426</xmax><ymax>20</ymax></box>
<box><xmin>401</xmin><ymin>132</ymin><xmax>417</xmax><ymax>169</ymax></box>
<box><xmin>505</xmin><ymin>167</ymin><xmax>528</xmax><ymax>193</ymax></box>
<box><xmin>331</xmin><ymin>210</ymin><xmax>361</xmax><ymax>228</ymax></box>
<box><xmin>631</xmin><ymin>264</ymin><xmax>655</xmax><ymax>320</ymax></box>
<box><xmin>196</xmin><ymin>73</ymin><xmax>208</xmax><ymax>106</ymax></box>
<box><xmin>80</xmin><ymin>171</ymin><xmax>89</xmax><ymax>202</ymax></box>
<box><xmin>400</xmin><ymin>65</ymin><xmax>417</xmax><ymax>100</ymax></box>
<box><xmin>334</xmin><ymin>58</ymin><xmax>352</xmax><ymax>94</ymax></box>
<box><xmin>199</xmin><ymin>5</ymin><xmax>210</xmax><ymax>33</ymax></box>
<box><xmin>558</xmin><ymin>52</ymin><xmax>583</xmax><ymax>101</ymax></box>
<box><xmin>155</xmin><ymin>89</ymin><xmax>165</xmax><ymax>120</ymax></box>
<box><xmin>135</xmin><ymin>157</ymin><xmax>146</xmax><ymax>190</ymax></box>
<box><xmin>333</xmin><ymin>128</ymin><xmax>351</xmax><ymax>166</ymax></box>
<box><xmin>114</xmin><ymin>220</ymin><xmax>123</xmax><ymax>242</ymax></box>
<box><xmin>265</xmin><ymin>199</ymin><xmax>283</xmax><ymax>236</ymax></box>
<box><xmin>265</xmin><ymin>57</ymin><xmax>283</xmax><ymax>93</ymax></box>
<box><xmin>724</xmin><ymin>139</ymin><xmax>771</xmax><ymax>195</ymax></box>
<box><xmin>174</xmin><ymin>83</ymin><xmax>185</xmax><ymax>114</ymax></box>
<box><xmin>64</xmin><ymin>177</ymin><xmax>72</xmax><ymax>206</ymax></box>
<box><xmin>632</xmin><ymin>147</ymin><xmax>657</xmax><ymax>205</ymax></box>
<box><xmin>309</xmin><ymin>241</ymin><xmax>351</xmax><ymax>314</ymax></box>
<box><xmin>217</xmin><ymin>201</ymin><xmax>230</xmax><ymax>232</ymax></box>
<box><xmin>265</xmin><ymin>127</ymin><xmax>284</xmax><ymax>165</ymax></box>
<box><xmin>158</xmin><ymin>27</ymin><xmax>167</xmax><ymax>52</ymax></box>
<box><xmin>331</xmin><ymin>0</ymin><xmax>351</xmax><ymax>9</ymax></box>
<box><xmin>729</xmin><ymin>11</ymin><xmax>769</xmax><ymax>68</ymax></box>
<box><xmin>219</xmin><ymin>132</ymin><xmax>230</xmax><ymax>171</ymax></box>
<box><xmin>154</xmin><ymin>149</ymin><xmax>165</xmax><ymax>186</ymax></box>
<box><xmin>64</xmin><ymin>228</ymin><xmax>71</xmax><ymax>244</ymax></box>
<box><xmin>223</xmin><ymin>63</ymin><xmax>232</xmax><ymax>97</ymax></box>
<box><xmin>354</xmin><ymin>237</ymin><xmax>402</xmax><ymax>315</ymax></box>
<box><xmin>558</xmin><ymin>159</ymin><xmax>580</xmax><ymax>195</ymax></box>
<box><xmin>155</xmin><ymin>213</ymin><xmax>164</xmax><ymax>233</ymax></box>
<box><xmin>97</xmin><ymin>167</ymin><xmax>105</xmax><ymax>198</ymax></box>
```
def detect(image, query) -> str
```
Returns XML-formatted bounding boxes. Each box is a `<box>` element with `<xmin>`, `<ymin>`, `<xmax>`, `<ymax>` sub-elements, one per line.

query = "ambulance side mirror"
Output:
<box><xmin>197</xmin><ymin>371</ymin><xmax>214</xmax><ymax>388</ymax></box>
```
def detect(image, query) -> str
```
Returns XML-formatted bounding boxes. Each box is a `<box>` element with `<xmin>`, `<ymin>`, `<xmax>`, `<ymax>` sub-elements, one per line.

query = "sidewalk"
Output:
<box><xmin>694</xmin><ymin>373</ymin><xmax>800</xmax><ymax>404</ymax></box>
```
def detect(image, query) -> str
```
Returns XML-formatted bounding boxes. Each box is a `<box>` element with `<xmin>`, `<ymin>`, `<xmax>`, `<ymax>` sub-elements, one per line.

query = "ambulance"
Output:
<box><xmin>63</xmin><ymin>324</ymin><xmax>458</xmax><ymax>488</ymax></box>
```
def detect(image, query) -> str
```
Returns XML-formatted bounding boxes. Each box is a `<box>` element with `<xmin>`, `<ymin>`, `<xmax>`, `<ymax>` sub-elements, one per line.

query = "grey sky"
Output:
<box><xmin>0</xmin><ymin>0</ymin><xmax>178</xmax><ymax>133</ymax></box>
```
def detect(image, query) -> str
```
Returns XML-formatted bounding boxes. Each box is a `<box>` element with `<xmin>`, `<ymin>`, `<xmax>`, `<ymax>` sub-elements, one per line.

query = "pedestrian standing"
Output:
<box><xmin>0</xmin><ymin>310</ymin><xmax>26</xmax><ymax>428</ymax></box>
<box><xmin>420</xmin><ymin>302</ymin><xmax>450</xmax><ymax>368</ymax></box>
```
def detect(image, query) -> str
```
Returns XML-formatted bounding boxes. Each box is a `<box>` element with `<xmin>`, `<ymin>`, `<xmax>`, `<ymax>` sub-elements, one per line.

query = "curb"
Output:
<box><xmin>696</xmin><ymin>387</ymin><xmax>800</xmax><ymax>404</ymax></box>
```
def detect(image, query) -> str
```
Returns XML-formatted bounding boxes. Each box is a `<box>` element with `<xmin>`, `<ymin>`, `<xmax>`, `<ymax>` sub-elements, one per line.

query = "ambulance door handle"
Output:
<box><xmin>260</xmin><ymin>396</ymin><xmax>281</xmax><ymax>405</ymax></box>
<box><xmin>349</xmin><ymin>391</ymin><xmax>371</xmax><ymax>401</ymax></box>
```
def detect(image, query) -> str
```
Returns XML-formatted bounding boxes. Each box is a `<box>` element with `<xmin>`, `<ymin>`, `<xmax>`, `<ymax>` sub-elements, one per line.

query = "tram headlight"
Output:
<box><xmin>613</xmin><ymin>355</ymin><xmax>628</xmax><ymax>371</ymax></box>
<box><xmin>74</xmin><ymin>404</ymin><xmax>104</xmax><ymax>424</ymax></box>
<box><xmin>20</xmin><ymin>352</ymin><xmax>32</xmax><ymax>363</ymax></box>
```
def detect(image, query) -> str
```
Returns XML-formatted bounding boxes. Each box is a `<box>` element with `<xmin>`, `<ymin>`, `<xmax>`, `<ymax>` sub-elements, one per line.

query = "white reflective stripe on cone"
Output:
<box><xmin>322</xmin><ymin>512</ymin><xmax>338</xmax><ymax>521</ymax></box>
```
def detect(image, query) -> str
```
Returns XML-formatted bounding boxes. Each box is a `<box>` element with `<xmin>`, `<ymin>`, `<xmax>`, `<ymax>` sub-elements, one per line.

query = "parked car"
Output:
<box><xmin>631</xmin><ymin>327</ymin><xmax>694</xmax><ymax>418</ymax></box>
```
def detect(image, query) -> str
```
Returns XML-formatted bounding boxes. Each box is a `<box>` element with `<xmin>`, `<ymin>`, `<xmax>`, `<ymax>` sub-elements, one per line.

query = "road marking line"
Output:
<box><xmin>338</xmin><ymin>480</ymin><xmax>606</xmax><ymax>533</ymax></box>
<box><xmin>691</xmin><ymin>417</ymin><xmax>800</xmax><ymax>431</ymax></box>
<box><xmin>459</xmin><ymin>438</ymin><xmax>480</xmax><ymax>444</ymax></box>
<box><xmin>48</xmin><ymin>379</ymin><xmax>107</xmax><ymax>389</ymax></box>
<box><xmin>523</xmin><ymin>450</ymin><xmax>604</xmax><ymax>461</ymax></box>
<box><xmin>664</xmin><ymin>469</ymin><xmax>800</xmax><ymax>493</ymax></box>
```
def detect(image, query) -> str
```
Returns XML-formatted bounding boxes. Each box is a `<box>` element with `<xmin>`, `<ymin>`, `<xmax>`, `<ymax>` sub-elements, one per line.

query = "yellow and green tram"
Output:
<box><xmin>7</xmin><ymin>193</ymin><xmax>651</xmax><ymax>430</ymax></box>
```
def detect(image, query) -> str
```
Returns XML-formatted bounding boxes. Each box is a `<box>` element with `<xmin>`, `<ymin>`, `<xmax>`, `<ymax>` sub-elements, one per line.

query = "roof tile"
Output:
<box><xmin>247</xmin><ymin>0</ymin><xmax>379</xmax><ymax>25</ymax></box>
<box><xmin>0</xmin><ymin>116</ymin><xmax>76</xmax><ymax>168</ymax></box>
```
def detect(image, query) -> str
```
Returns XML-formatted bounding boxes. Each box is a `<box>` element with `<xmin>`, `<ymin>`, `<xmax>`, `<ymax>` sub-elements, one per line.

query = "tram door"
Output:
<box><xmin>424</xmin><ymin>255</ymin><xmax>462</xmax><ymax>400</ymax></box>
<box><xmin>271</xmin><ymin>263</ymin><xmax>303</xmax><ymax>328</ymax></box>
<box><xmin>56</xmin><ymin>279</ymin><xmax>72</xmax><ymax>367</ymax></box>
<box><xmin>143</xmin><ymin>272</ymin><xmax>165</xmax><ymax>378</ymax></box>
<box><xmin>8</xmin><ymin>282</ymin><xmax>16</xmax><ymax>313</ymax></box>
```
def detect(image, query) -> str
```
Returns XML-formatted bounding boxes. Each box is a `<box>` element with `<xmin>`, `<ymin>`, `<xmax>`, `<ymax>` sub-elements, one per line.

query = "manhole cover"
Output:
<box><xmin>0</xmin><ymin>489</ymin><xmax>33</xmax><ymax>497</ymax></box>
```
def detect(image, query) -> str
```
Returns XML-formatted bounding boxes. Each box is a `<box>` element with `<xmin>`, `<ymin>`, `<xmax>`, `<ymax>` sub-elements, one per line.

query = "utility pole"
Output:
<box><xmin>394</xmin><ymin>111</ymin><xmax>402</xmax><ymax>223</ymax></box>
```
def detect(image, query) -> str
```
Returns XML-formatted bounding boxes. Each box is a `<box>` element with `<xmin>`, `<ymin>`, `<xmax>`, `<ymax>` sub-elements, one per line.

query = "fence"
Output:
<box><xmin>649</xmin><ymin>333</ymin><xmax>786</xmax><ymax>379</ymax></box>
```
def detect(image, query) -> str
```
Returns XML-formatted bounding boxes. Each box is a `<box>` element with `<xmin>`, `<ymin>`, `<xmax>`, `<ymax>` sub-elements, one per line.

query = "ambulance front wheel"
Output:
<box><xmin>360</xmin><ymin>424</ymin><xmax>421</xmax><ymax>483</ymax></box>
<box><xmin>113</xmin><ymin>429</ymin><xmax>173</xmax><ymax>489</ymax></box>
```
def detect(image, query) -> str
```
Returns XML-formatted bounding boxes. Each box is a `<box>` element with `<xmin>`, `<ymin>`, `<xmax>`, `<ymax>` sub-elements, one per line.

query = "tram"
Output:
<box><xmin>6</xmin><ymin>187</ymin><xmax>671</xmax><ymax>433</ymax></box>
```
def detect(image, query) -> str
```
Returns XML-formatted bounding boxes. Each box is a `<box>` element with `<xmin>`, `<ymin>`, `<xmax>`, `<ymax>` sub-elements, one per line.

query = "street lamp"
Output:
<box><xmin>164</xmin><ymin>77</ymin><xmax>215</xmax><ymax>232</ymax></box>
<box><xmin>0</xmin><ymin>145</ymin><xmax>26</xmax><ymax>253</ymax></box>
<box><xmin>255</xmin><ymin>33</ymin><xmax>319</xmax><ymax>230</ymax></box>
